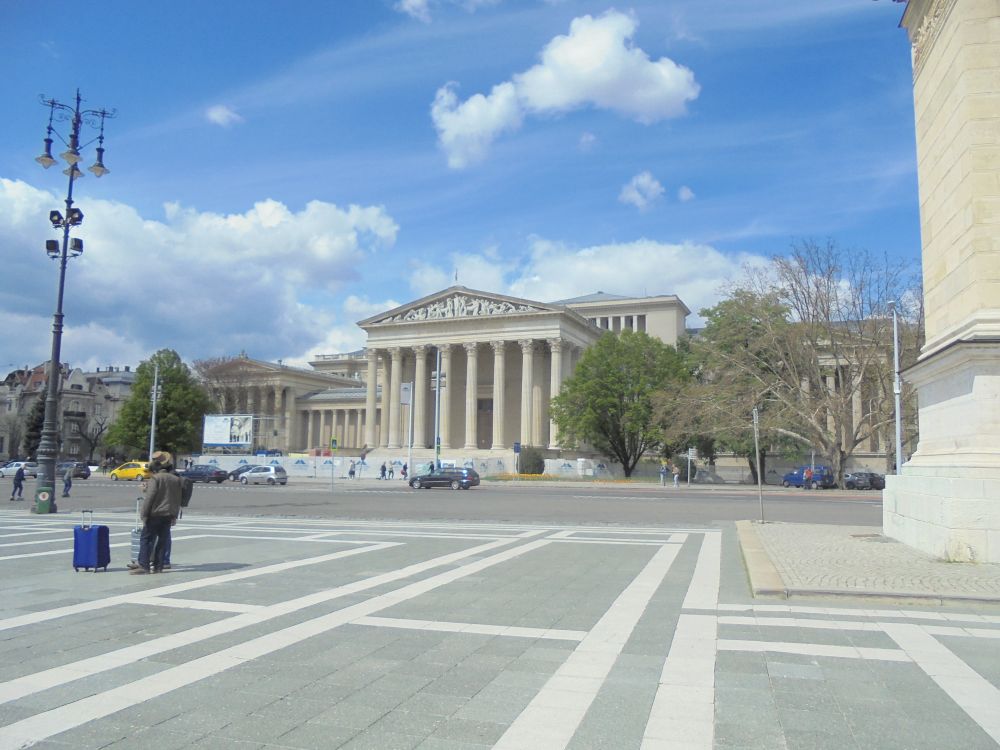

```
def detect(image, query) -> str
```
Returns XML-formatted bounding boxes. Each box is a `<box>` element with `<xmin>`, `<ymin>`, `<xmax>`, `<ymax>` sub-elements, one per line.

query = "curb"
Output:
<box><xmin>735</xmin><ymin>520</ymin><xmax>1000</xmax><ymax>605</ymax></box>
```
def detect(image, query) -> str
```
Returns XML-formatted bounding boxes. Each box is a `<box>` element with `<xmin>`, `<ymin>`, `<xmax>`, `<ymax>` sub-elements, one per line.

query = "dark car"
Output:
<box><xmin>57</xmin><ymin>461</ymin><xmax>91</xmax><ymax>479</ymax></box>
<box><xmin>228</xmin><ymin>464</ymin><xmax>259</xmax><ymax>481</ymax></box>
<box><xmin>782</xmin><ymin>465</ymin><xmax>837</xmax><ymax>489</ymax></box>
<box><xmin>409</xmin><ymin>467</ymin><xmax>481</xmax><ymax>490</ymax></box>
<box><xmin>179</xmin><ymin>464</ymin><xmax>228</xmax><ymax>483</ymax></box>
<box><xmin>844</xmin><ymin>471</ymin><xmax>885</xmax><ymax>490</ymax></box>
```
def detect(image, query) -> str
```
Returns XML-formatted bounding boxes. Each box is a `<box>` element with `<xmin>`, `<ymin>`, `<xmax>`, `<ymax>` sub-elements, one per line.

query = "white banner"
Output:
<box><xmin>400</xmin><ymin>382</ymin><xmax>413</xmax><ymax>406</ymax></box>
<box><xmin>203</xmin><ymin>414</ymin><xmax>254</xmax><ymax>447</ymax></box>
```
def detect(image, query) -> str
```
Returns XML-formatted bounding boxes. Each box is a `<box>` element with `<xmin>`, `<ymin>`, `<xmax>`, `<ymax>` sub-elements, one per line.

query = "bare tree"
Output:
<box><xmin>686</xmin><ymin>240</ymin><xmax>921</xmax><ymax>485</ymax></box>
<box><xmin>0</xmin><ymin>414</ymin><xmax>24</xmax><ymax>459</ymax></box>
<box><xmin>193</xmin><ymin>356</ymin><xmax>258</xmax><ymax>412</ymax></box>
<box><xmin>78</xmin><ymin>415</ymin><xmax>109</xmax><ymax>463</ymax></box>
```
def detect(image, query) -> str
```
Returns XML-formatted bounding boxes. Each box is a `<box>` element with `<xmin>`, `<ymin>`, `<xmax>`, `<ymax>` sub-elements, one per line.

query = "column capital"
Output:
<box><xmin>366</xmin><ymin>348</ymin><xmax>378</xmax><ymax>362</ymax></box>
<box><xmin>491</xmin><ymin>339</ymin><xmax>506</xmax><ymax>353</ymax></box>
<box><xmin>387</xmin><ymin>346</ymin><xmax>402</xmax><ymax>358</ymax></box>
<box><xmin>463</xmin><ymin>342</ymin><xmax>478</xmax><ymax>355</ymax></box>
<box><xmin>547</xmin><ymin>338</ymin><xmax>563</xmax><ymax>353</ymax></box>
<box><xmin>438</xmin><ymin>342</ymin><xmax>452</xmax><ymax>354</ymax></box>
<box><xmin>412</xmin><ymin>344</ymin><xmax>427</xmax><ymax>355</ymax></box>
<box><xmin>519</xmin><ymin>339</ymin><xmax>535</xmax><ymax>353</ymax></box>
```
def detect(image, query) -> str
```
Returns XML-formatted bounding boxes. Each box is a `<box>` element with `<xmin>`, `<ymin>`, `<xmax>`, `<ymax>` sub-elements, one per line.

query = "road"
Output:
<box><xmin>44</xmin><ymin>475</ymin><xmax>883</xmax><ymax>526</ymax></box>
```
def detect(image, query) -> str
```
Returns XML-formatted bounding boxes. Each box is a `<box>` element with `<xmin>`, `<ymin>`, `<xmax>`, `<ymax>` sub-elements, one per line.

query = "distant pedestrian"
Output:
<box><xmin>62</xmin><ymin>464</ymin><xmax>73</xmax><ymax>497</ymax></box>
<box><xmin>379</xmin><ymin>462</ymin><xmax>387</xmax><ymax>480</ymax></box>
<box><xmin>804</xmin><ymin>467</ymin><xmax>813</xmax><ymax>490</ymax></box>
<box><xmin>671</xmin><ymin>464</ymin><xmax>680</xmax><ymax>488</ymax></box>
<box><xmin>348</xmin><ymin>460</ymin><xmax>356</xmax><ymax>479</ymax></box>
<box><xmin>401</xmin><ymin>463</ymin><xmax>408</xmax><ymax>480</ymax></box>
<box><xmin>659</xmin><ymin>464</ymin><xmax>668</xmax><ymax>486</ymax></box>
<box><xmin>9</xmin><ymin>466</ymin><xmax>25</xmax><ymax>501</ymax></box>
<box><xmin>387</xmin><ymin>464</ymin><xmax>394</xmax><ymax>479</ymax></box>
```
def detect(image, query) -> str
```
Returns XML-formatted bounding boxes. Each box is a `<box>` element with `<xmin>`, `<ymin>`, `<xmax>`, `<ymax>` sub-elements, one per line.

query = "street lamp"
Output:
<box><xmin>888</xmin><ymin>301</ymin><xmax>904</xmax><ymax>473</ymax></box>
<box><xmin>32</xmin><ymin>91</ymin><xmax>115</xmax><ymax>514</ymax></box>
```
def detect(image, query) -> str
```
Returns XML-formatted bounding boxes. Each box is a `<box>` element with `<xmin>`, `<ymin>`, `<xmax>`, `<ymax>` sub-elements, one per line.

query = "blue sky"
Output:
<box><xmin>0</xmin><ymin>0</ymin><xmax>917</xmax><ymax>372</ymax></box>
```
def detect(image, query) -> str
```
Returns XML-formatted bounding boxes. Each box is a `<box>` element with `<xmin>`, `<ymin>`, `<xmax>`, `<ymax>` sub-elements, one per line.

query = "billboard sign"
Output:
<box><xmin>203</xmin><ymin>414</ymin><xmax>254</xmax><ymax>447</ymax></box>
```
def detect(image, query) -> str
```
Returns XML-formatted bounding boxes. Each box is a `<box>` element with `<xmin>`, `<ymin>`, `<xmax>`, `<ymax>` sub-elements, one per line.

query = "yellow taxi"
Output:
<box><xmin>110</xmin><ymin>461</ymin><xmax>151</xmax><ymax>481</ymax></box>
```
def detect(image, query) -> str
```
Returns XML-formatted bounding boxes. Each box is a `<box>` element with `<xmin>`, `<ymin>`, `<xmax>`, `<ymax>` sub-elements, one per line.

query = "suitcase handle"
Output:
<box><xmin>81</xmin><ymin>509</ymin><xmax>93</xmax><ymax>529</ymax></box>
<box><xmin>135</xmin><ymin>497</ymin><xmax>142</xmax><ymax>529</ymax></box>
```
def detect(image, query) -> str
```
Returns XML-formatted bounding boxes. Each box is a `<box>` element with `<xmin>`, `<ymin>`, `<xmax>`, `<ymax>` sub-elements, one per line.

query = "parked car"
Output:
<box><xmin>228</xmin><ymin>464</ymin><xmax>260</xmax><ymax>481</ymax></box>
<box><xmin>240</xmin><ymin>465</ymin><xmax>288</xmax><ymax>485</ymax></box>
<box><xmin>110</xmin><ymin>461</ymin><xmax>151</xmax><ymax>481</ymax></box>
<box><xmin>844</xmin><ymin>471</ymin><xmax>885</xmax><ymax>490</ymax></box>
<box><xmin>0</xmin><ymin>461</ymin><xmax>39</xmax><ymax>478</ymax></box>
<box><xmin>179</xmin><ymin>464</ymin><xmax>229</xmax><ymax>483</ymax></box>
<box><xmin>781</xmin><ymin>465</ymin><xmax>837</xmax><ymax>489</ymax></box>
<box><xmin>57</xmin><ymin>461</ymin><xmax>91</xmax><ymax>479</ymax></box>
<box><xmin>409</xmin><ymin>467</ymin><xmax>480</xmax><ymax>490</ymax></box>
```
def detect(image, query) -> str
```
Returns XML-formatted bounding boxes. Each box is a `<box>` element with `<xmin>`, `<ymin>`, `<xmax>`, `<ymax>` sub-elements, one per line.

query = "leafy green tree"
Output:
<box><xmin>551</xmin><ymin>330</ymin><xmax>687</xmax><ymax>477</ymax></box>
<box><xmin>23</xmin><ymin>396</ymin><xmax>46</xmax><ymax>458</ymax></box>
<box><xmin>517</xmin><ymin>445</ymin><xmax>545</xmax><ymax>475</ymax></box>
<box><xmin>106</xmin><ymin>350</ymin><xmax>214</xmax><ymax>457</ymax></box>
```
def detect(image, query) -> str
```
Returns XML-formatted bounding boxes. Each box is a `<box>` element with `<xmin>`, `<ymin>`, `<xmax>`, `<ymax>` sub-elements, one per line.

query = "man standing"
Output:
<box><xmin>131</xmin><ymin>451</ymin><xmax>184</xmax><ymax>575</ymax></box>
<box><xmin>9</xmin><ymin>465</ymin><xmax>25</xmax><ymax>501</ymax></box>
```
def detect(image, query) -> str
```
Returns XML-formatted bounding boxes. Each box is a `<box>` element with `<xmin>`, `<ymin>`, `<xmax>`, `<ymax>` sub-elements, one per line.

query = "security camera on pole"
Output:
<box><xmin>32</xmin><ymin>91</ymin><xmax>115</xmax><ymax>514</ymax></box>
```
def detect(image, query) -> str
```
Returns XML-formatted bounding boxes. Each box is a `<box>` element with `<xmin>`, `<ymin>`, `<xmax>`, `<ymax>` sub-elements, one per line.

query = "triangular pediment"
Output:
<box><xmin>361</xmin><ymin>286</ymin><xmax>558</xmax><ymax>326</ymax></box>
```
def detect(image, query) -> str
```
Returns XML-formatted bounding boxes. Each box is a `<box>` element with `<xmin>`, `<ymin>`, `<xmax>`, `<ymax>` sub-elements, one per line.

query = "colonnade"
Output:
<box><xmin>364</xmin><ymin>338</ymin><xmax>576</xmax><ymax>452</ymax></box>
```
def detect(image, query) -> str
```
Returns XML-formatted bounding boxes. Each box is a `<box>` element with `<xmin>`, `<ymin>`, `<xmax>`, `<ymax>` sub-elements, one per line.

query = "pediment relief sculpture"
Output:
<box><xmin>382</xmin><ymin>294</ymin><xmax>543</xmax><ymax>323</ymax></box>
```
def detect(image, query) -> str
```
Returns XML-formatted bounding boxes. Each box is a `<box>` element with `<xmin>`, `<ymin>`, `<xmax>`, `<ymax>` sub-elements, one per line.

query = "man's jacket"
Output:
<box><xmin>141</xmin><ymin>470</ymin><xmax>184</xmax><ymax>520</ymax></box>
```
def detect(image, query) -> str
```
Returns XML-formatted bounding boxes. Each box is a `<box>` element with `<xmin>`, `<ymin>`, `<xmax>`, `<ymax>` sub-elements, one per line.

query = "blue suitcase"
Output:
<box><xmin>73</xmin><ymin>510</ymin><xmax>111</xmax><ymax>572</ymax></box>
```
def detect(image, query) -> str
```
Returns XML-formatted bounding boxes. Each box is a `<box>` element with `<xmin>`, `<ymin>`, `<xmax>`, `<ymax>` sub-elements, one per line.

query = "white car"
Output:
<box><xmin>0</xmin><ymin>461</ymin><xmax>39</xmax><ymax>478</ymax></box>
<box><xmin>240</xmin><ymin>465</ymin><xmax>288</xmax><ymax>485</ymax></box>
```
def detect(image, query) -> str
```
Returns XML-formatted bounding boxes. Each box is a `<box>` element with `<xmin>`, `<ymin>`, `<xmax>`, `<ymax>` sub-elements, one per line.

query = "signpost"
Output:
<box><xmin>513</xmin><ymin>441</ymin><xmax>521</xmax><ymax>476</ymax></box>
<box><xmin>686</xmin><ymin>446</ymin><xmax>696</xmax><ymax>487</ymax></box>
<box><xmin>752</xmin><ymin>407</ymin><xmax>764</xmax><ymax>523</ymax></box>
<box><xmin>330</xmin><ymin>437</ymin><xmax>338</xmax><ymax>492</ymax></box>
<box><xmin>401</xmin><ymin>383</ymin><xmax>413</xmax><ymax>481</ymax></box>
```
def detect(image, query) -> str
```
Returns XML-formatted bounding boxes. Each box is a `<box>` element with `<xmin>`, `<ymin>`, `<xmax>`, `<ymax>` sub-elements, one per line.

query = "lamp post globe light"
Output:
<box><xmin>32</xmin><ymin>90</ymin><xmax>115</xmax><ymax>514</ymax></box>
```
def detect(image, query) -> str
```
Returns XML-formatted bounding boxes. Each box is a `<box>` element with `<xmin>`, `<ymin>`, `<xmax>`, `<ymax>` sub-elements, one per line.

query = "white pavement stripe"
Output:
<box><xmin>716</xmin><ymin>603</ymin><xmax>1000</xmax><ymax>626</ymax></box>
<box><xmin>718</xmin><ymin>639</ymin><xmax>910</xmax><ymax>662</ymax></box>
<box><xmin>0</xmin><ymin>536</ymin><xmax>521</xmax><ymax>705</ymax></box>
<box><xmin>495</xmin><ymin>543</ymin><xmax>681</xmax><ymax>750</ymax></box>
<box><xmin>643</xmin><ymin>614</ymin><xmax>718</xmax><ymax>750</ymax></box>
<box><xmin>719</xmin><ymin>616</ymin><xmax>883</xmax><ymax>632</ymax></box>
<box><xmin>550</xmin><ymin>538</ymin><xmax>675</xmax><ymax>546</ymax></box>
<box><xmin>0</xmin><ymin>541</ymin><xmax>400</xmax><ymax>633</ymax></box>
<box><xmin>353</xmin><ymin>615</ymin><xmax>587</xmax><ymax>641</ymax></box>
<box><xmin>881</xmin><ymin>623</ymin><xmax>1000</xmax><ymax>743</ymax></box>
<box><xmin>0</xmin><ymin>531</ymin><xmax>132</xmax><ymax>549</ymax></box>
<box><xmin>137</xmin><ymin>597</ymin><xmax>264</xmax><ymax>614</ymax></box>
<box><xmin>0</xmin><ymin>538</ymin><xmax>552</xmax><ymax>748</ymax></box>
<box><xmin>922</xmin><ymin>625</ymin><xmax>1000</xmax><ymax>640</ymax></box>
<box><xmin>642</xmin><ymin>531</ymin><xmax>723</xmax><ymax>749</ymax></box>
<box><xmin>682</xmin><ymin>533</ymin><xmax>721</xmax><ymax>611</ymax></box>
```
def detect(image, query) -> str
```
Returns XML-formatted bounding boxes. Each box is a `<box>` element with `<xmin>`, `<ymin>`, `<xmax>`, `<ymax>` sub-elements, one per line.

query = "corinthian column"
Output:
<box><xmin>519</xmin><ymin>339</ymin><xmax>534</xmax><ymax>446</ymax></box>
<box><xmin>413</xmin><ymin>345</ymin><xmax>428</xmax><ymax>448</ymax></box>
<box><xmin>387</xmin><ymin>347</ymin><xmax>402</xmax><ymax>449</ymax></box>
<box><xmin>378</xmin><ymin>355</ymin><xmax>389</xmax><ymax>447</ymax></box>
<box><xmin>491</xmin><ymin>340</ymin><xmax>506</xmax><ymax>449</ymax></box>
<box><xmin>548</xmin><ymin>338</ymin><xmax>563</xmax><ymax>448</ymax></box>
<box><xmin>364</xmin><ymin>349</ymin><xmax>377</xmax><ymax>448</ymax></box>
<box><xmin>464</xmin><ymin>342</ymin><xmax>479</xmax><ymax>450</ymax></box>
<box><xmin>439</xmin><ymin>344</ymin><xmax>452</xmax><ymax>448</ymax></box>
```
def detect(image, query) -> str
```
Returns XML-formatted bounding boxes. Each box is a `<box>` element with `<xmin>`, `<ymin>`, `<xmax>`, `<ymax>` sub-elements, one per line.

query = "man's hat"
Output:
<box><xmin>150</xmin><ymin>450</ymin><xmax>173</xmax><ymax>467</ymax></box>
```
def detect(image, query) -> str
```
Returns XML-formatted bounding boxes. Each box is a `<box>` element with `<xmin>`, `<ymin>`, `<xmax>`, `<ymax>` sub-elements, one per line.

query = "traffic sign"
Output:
<box><xmin>330</xmin><ymin>438</ymin><xmax>338</xmax><ymax>451</ymax></box>
<box><xmin>513</xmin><ymin>442</ymin><xmax>521</xmax><ymax>454</ymax></box>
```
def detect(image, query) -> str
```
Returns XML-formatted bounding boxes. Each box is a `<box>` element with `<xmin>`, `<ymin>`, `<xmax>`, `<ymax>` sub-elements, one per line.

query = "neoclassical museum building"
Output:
<box><xmin>205</xmin><ymin>286</ymin><xmax>689</xmax><ymax>463</ymax></box>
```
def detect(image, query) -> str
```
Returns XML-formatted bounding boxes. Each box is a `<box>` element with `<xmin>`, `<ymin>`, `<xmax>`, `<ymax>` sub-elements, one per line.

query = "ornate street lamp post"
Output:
<box><xmin>32</xmin><ymin>90</ymin><xmax>114</xmax><ymax>514</ymax></box>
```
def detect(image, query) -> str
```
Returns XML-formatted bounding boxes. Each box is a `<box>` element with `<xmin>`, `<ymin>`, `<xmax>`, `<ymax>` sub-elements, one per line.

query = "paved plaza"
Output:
<box><xmin>1</xmin><ymin>509</ymin><xmax>999</xmax><ymax>749</ymax></box>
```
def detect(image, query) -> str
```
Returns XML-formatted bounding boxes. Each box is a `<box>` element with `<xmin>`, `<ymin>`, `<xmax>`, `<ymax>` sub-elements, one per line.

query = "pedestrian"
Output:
<box><xmin>401</xmin><ymin>463</ymin><xmax>408</xmax><ymax>480</ymax></box>
<box><xmin>62</xmin><ymin>464</ymin><xmax>73</xmax><ymax>497</ymax></box>
<box><xmin>9</xmin><ymin>465</ymin><xmax>25</xmax><ymax>501</ymax></box>
<box><xmin>803</xmin><ymin>466</ymin><xmax>813</xmax><ymax>490</ymax></box>
<box><xmin>388</xmin><ymin>464</ymin><xmax>394</xmax><ymax>479</ymax></box>
<box><xmin>659</xmin><ymin>463</ymin><xmax>668</xmax><ymax>486</ymax></box>
<box><xmin>379</xmin><ymin>462</ymin><xmax>387</xmax><ymax>480</ymax></box>
<box><xmin>348</xmin><ymin>460</ymin><xmax>356</xmax><ymax>479</ymax></box>
<box><xmin>671</xmin><ymin>464</ymin><xmax>680</xmax><ymax>488</ymax></box>
<box><xmin>131</xmin><ymin>451</ymin><xmax>184</xmax><ymax>575</ymax></box>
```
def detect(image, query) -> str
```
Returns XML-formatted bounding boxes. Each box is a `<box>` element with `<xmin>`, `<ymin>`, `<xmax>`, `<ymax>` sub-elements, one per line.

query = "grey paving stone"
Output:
<box><xmin>274</xmin><ymin>721</ymin><xmax>357</xmax><ymax>749</ymax></box>
<box><xmin>429</xmin><ymin>716</ymin><xmax>507</xmax><ymax>745</ymax></box>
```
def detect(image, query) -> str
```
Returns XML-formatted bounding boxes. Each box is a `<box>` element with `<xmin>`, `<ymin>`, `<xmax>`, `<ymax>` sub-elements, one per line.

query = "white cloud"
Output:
<box><xmin>205</xmin><ymin>105</ymin><xmax>244</xmax><ymax>127</ymax></box>
<box><xmin>396</xmin><ymin>0</ymin><xmax>431</xmax><ymax>22</ymax></box>
<box><xmin>619</xmin><ymin>171</ymin><xmax>665</xmax><ymax>210</ymax></box>
<box><xmin>0</xmin><ymin>178</ymin><xmax>397</xmax><ymax>370</ymax></box>
<box><xmin>432</xmin><ymin>10</ymin><xmax>699</xmax><ymax>167</ymax></box>
<box><xmin>678</xmin><ymin>185</ymin><xmax>695</xmax><ymax>202</ymax></box>
<box><xmin>578</xmin><ymin>131</ymin><xmax>597</xmax><ymax>151</ymax></box>
<box><xmin>404</xmin><ymin>235</ymin><xmax>769</xmax><ymax>325</ymax></box>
